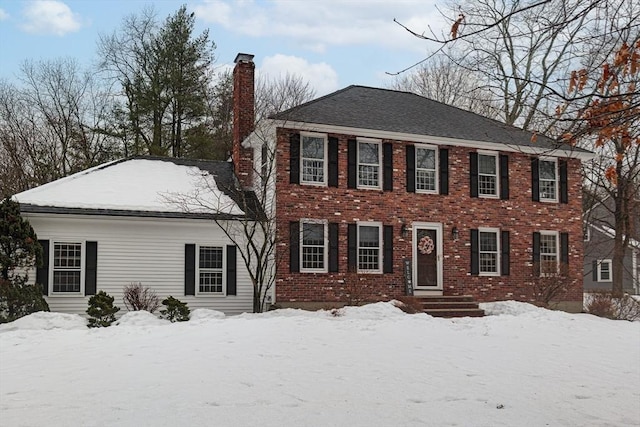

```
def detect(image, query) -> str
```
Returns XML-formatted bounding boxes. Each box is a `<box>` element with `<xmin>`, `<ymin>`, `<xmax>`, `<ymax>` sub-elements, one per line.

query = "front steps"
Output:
<box><xmin>414</xmin><ymin>295</ymin><xmax>485</xmax><ymax>318</ymax></box>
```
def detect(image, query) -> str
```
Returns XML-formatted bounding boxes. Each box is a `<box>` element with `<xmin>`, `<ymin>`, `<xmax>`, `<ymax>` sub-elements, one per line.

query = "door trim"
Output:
<box><xmin>412</xmin><ymin>222</ymin><xmax>443</xmax><ymax>291</ymax></box>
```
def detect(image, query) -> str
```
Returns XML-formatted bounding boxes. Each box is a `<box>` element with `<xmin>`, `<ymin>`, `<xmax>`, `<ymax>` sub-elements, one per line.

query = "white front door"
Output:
<box><xmin>412</xmin><ymin>222</ymin><xmax>443</xmax><ymax>291</ymax></box>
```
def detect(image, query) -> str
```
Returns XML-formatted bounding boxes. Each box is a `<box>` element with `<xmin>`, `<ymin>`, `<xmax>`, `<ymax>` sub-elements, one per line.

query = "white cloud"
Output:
<box><xmin>259</xmin><ymin>54</ymin><xmax>339</xmax><ymax>96</ymax></box>
<box><xmin>21</xmin><ymin>0</ymin><xmax>83</xmax><ymax>36</ymax></box>
<box><xmin>193</xmin><ymin>0</ymin><xmax>444</xmax><ymax>52</ymax></box>
<box><xmin>0</xmin><ymin>8</ymin><xmax>8</xmax><ymax>21</ymax></box>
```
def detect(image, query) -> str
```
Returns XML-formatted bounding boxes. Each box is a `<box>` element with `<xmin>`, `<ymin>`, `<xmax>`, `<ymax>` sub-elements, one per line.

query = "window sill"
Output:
<box><xmin>300</xmin><ymin>181</ymin><xmax>327</xmax><ymax>187</ymax></box>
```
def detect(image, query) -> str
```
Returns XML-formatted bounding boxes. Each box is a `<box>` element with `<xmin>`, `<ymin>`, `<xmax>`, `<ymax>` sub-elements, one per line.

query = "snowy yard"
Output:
<box><xmin>1</xmin><ymin>302</ymin><xmax>639</xmax><ymax>427</ymax></box>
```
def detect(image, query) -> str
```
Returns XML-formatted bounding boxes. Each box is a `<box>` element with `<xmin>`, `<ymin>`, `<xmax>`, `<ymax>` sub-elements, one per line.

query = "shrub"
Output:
<box><xmin>122</xmin><ymin>282</ymin><xmax>160</xmax><ymax>313</ymax></box>
<box><xmin>0</xmin><ymin>278</ymin><xmax>49</xmax><ymax>323</ymax></box>
<box><xmin>87</xmin><ymin>290</ymin><xmax>120</xmax><ymax>328</ymax></box>
<box><xmin>531</xmin><ymin>263</ymin><xmax>571</xmax><ymax>307</ymax></box>
<box><xmin>160</xmin><ymin>296</ymin><xmax>190</xmax><ymax>322</ymax></box>
<box><xmin>585</xmin><ymin>291</ymin><xmax>640</xmax><ymax>321</ymax></box>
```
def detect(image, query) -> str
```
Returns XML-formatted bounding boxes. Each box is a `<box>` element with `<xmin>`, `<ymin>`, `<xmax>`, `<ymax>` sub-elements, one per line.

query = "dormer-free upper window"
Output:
<box><xmin>478</xmin><ymin>153</ymin><xmax>499</xmax><ymax>197</ymax></box>
<box><xmin>358</xmin><ymin>139</ymin><xmax>381</xmax><ymax>189</ymax></box>
<box><xmin>416</xmin><ymin>145</ymin><xmax>438</xmax><ymax>193</ymax></box>
<box><xmin>301</xmin><ymin>133</ymin><xmax>327</xmax><ymax>185</ymax></box>
<box><xmin>539</xmin><ymin>159</ymin><xmax>558</xmax><ymax>201</ymax></box>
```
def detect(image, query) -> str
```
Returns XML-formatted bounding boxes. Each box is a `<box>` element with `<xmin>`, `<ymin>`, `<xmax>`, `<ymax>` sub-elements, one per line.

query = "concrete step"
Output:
<box><xmin>424</xmin><ymin>308</ymin><xmax>486</xmax><ymax>318</ymax></box>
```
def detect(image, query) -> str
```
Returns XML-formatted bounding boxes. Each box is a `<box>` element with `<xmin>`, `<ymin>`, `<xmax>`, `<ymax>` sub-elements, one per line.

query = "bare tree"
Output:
<box><xmin>0</xmin><ymin>59</ymin><xmax>118</xmax><ymax>195</ymax></box>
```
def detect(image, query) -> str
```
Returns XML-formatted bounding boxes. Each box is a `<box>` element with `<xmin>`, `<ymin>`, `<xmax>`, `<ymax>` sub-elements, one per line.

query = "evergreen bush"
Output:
<box><xmin>160</xmin><ymin>296</ymin><xmax>190</xmax><ymax>322</ymax></box>
<box><xmin>87</xmin><ymin>290</ymin><xmax>120</xmax><ymax>328</ymax></box>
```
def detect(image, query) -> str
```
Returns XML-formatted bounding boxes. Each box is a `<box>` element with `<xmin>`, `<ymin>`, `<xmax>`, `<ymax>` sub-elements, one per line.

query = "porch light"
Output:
<box><xmin>401</xmin><ymin>223</ymin><xmax>408</xmax><ymax>237</ymax></box>
<box><xmin>452</xmin><ymin>226</ymin><xmax>459</xmax><ymax>241</ymax></box>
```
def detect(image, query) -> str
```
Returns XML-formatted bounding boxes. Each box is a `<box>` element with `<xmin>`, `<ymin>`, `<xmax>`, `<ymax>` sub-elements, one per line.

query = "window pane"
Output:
<box><xmin>479</xmin><ymin>232</ymin><xmax>497</xmax><ymax>252</ymax></box>
<box><xmin>479</xmin><ymin>154</ymin><xmax>496</xmax><ymax>174</ymax></box>
<box><xmin>200</xmin><ymin>247</ymin><xmax>223</xmax><ymax>269</ymax></box>
<box><xmin>478</xmin><ymin>175</ymin><xmax>497</xmax><ymax>195</ymax></box>
<box><xmin>302</xmin><ymin>159</ymin><xmax>324</xmax><ymax>183</ymax></box>
<box><xmin>539</xmin><ymin>160</ymin><xmax>556</xmax><ymax>180</ymax></box>
<box><xmin>199</xmin><ymin>271</ymin><xmax>223</xmax><ymax>293</ymax></box>
<box><xmin>53</xmin><ymin>271</ymin><xmax>81</xmax><ymax>293</ymax></box>
<box><xmin>54</xmin><ymin>243</ymin><xmax>82</xmax><ymax>268</ymax></box>
<box><xmin>540</xmin><ymin>235</ymin><xmax>556</xmax><ymax>254</ymax></box>
<box><xmin>416</xmin><ymin>148</ymin><xmax>435</xmax><ymax>169</ymax></box>
<box><xmin>303</xmin><ymin>223</ymin><xmax>324</xmax><ymax>245</ymax></box>
<box><xmin>359</xmin><ymin>226</ymin><xmax>379</xmax><ymax>247</ymax></box>
<box><xmin>540</xmin><ymin>180</ymin><xmax>556</xmax><ymax>199</ymax></box>
<box><xmin>416</xmin><ymin>170</ymin><xmax>436</xmax><ymax>191</ymax></box>
<box><xmin>359</xmin><ymin>142</ymin><xmax>379</xmax><ymax>164</ymax></box>
<box><xmin>600</xmin><ymin>262</ymin><xmax>611</xmax><ymax>281</ymax></box>
<box><xmin>302</xmin><ymin>136</ymin><xmax>324</xmax><ymax>159</ymax></box>
<box><xmin>480</xmin><ymin>253</ymin><xmax>497</xmax><ymax>273</ymax></box>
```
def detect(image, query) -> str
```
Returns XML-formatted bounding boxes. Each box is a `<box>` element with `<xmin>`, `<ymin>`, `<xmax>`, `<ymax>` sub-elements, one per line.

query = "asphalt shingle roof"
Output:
<box><xmin>273</xmin><ymin>85</ymin><xmax>590</xmax><ymax>153</ymax></box>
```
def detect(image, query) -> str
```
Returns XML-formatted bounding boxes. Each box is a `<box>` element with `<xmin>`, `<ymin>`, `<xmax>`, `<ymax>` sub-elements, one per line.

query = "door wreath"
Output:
<box><xmin>418</xmin><ymin>235</ymin><xmax>435</xmax><ymax>255</ymax></box>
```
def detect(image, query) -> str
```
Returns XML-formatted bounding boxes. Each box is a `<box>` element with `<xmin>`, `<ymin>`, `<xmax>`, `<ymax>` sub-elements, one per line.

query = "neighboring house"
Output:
<box><xmin>233</xmin><ymin>53</ymin><xmax>593</xmax><ymax>312</ymax></box>
<box><xmin>13</xmin><ymin>157</ymin><xmax>259</xmax><ymax>315</ymax></box>
<box><xmin>583</xmin><ymin>197</ymin><xmax>640</xmax><ymax>294</ymax></box>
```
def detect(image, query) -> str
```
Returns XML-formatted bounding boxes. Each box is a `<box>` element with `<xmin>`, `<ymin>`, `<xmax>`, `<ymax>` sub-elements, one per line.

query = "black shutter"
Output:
<box><xmin>470</xmin><ymin>152</ymin><xmax>479</xmax><ymax>198</ymax></box>
<box><xmin>439</xmin><ymin>148</ymin><xmax>449</xmax><ymax>195</ymax></box>
<box><xmin>226</xmin><ymin>245</ymin><xmax>237</xmax><ymax>295</ymax></box>
<box><xmin>328</xmin><ymin>137</ymin><xmax>339</xmax><ymax>187</ymax></box>
<box><xmin>383</xmin><ymin>225</ymin><xmax>393</xmax><ymax>273</ymax></box>
<box><xmin>383</xmin><ymin>142</ymin><xmax>393</xmax><ymax>191</ymax></box>
<box><xmin>500</xmin><ymin>154</ymin><xmax>509</xmax><ymax>200</ymax></box>
<box><xmin>290</xmin><ymin>133</ymin><xmax>300</xmax><ymax>184</ymax></box>
<box><xmin>347</xmin><ymin>224</ymin><xmax>357</xmax><ymax>271</ymax></box>
<box><xmin>347</xmin><ymin>139</ymin><xmax>357</xmax><ymax>189</ymax></box>
<box><xmin>533</xmin><ymin>232</ymin><xmax>541</xmax><ymax>276</ymax></box>
<box><xmin>532</xmin><ymin>158</ymin><xmax>540</xmax><ymax>202</ymax></box>
<box><xmin>36</xmin><ymin>239</ymin><xmax>49</xmax><ymax>295</ymax></box>
<box><xmin>289</xmin><ymin>221</ymin><xmax>300</xmax><ymax>273</ymax></box>
<box><xmin>592</xmin><ymin>260</ymin><xmax>598</xmax><ymax>281</ymax></box>
<box><xmin>560</xmin><ymin>232</ymin><xmax>569</xmax><ymax>266</ymax></box>
<box><xmin>85</xmin><ymin>241</ymin><xmax>98</xmax><ymax>296</ymax></box>
<box><xmin>501</xmin><ymin>231</ymin><xmax>510</xmax><ymax>276</ymax></box>
<box><xmin>406</xmin><ymin>145</ymin><xmax>416</xmax><ymax>192</ymax></box>
<box><xmin>185</xmin><ymin>244</ymin><xmax>196</xmax><ymax>296</ymax></box>
<box><xmin>559</xmin><ymin>159</ymin><xmax>568</xmax><ymax>204</ymax></box>
<box><xmin>329</xmin><ymin>223</ymin><xmax>339</xmax><ymax>272</ymax></box>
<box><xmin>470</xmin><ymin>229</ymin><xmax>479</xmax><ymax>275</ymax></box>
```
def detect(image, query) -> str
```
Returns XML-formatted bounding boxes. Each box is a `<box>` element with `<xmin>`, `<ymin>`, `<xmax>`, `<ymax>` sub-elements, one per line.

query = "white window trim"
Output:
<box><xmin>357</xmin><ymin>221</ymin><xmax>383</xmax><ymax>274</ymax></box>
<box><xmin>49</xmin><ymin>241</ymin><xmax>85</xmax><ymax>297</ymax></box>
<box><xmin>300</xmin><ymin>132</ymin><xmax>328</xmax><ymax>186</ymax></box>
<box><xmin>196</xmin><ymin>244</ymin><xmax>226</xmax><ymax>296</ymax></box>
<box><xmin>539</xmin><ymin>230</ymin><xmax>559</xmax><ymax>276</ymax></box>
<box><xmin>300</xmin><ymin>219</ymin><xmax>329</xmax><ymax>273</ymax></box>
<box><xmin>597</xmin><ymin>259</ymin><xmax>613</xmax><ymax>282</ymax></box>
<box><xmin>357</xmin><ymin>137</ymin><xmax>382</xmax><ymax>190</ymax></box>
<box><xmin>539</xmin><ymin>157</ymin><xmax>558</xmax><ymax>202</ymax></box>
<box><xmin>415</xmin><ymin>144</ymin><xmax>439</xmax><ymax>194</ymax></box>
<box><xmin>478</xmin><ymin>227</ymin><xmax>501</xmax><ymax>276</ymax></box>
<box><xmin>477</xmin><ymin>150</ymin><xmax>500</xmax><ymax>199</ymax></box>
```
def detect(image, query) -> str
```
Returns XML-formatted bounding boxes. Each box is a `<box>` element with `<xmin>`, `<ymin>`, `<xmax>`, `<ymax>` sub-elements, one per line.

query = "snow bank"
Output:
<box><xmin>0</xmin><ymin>311</ymin><xmax>86</xmax><ymax>332</ymax></box>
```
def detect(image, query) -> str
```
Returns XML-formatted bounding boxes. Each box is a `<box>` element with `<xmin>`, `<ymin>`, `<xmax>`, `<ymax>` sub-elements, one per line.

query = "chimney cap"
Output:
<box><xmin>234</xmin><ymin>53</ymin><xmax>254</xmax><ymax>64</ymax></box>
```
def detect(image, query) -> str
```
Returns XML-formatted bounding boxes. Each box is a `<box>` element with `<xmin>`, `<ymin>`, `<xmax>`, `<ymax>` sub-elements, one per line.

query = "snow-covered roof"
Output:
<box><xmin>13</xmin><ymin>157</ymin><xmax>250</xmax><ymax>219</ymax></box>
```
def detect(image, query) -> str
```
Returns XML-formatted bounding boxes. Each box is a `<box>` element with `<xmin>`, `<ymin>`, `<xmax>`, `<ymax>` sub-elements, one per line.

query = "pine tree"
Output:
<box><xmin>87</xmin><ymin>291</ymin><xmax>120</xmax><ymax>328</ymax></box>
<box><xmin>160</xmin><ymin>296</ymin><xmax>190</xmax><ymax>322</ymax></box>
<box><xmin>0</xmin><ymin>198</ymin><xmax>49</xmax><ymax>323</ymax></box>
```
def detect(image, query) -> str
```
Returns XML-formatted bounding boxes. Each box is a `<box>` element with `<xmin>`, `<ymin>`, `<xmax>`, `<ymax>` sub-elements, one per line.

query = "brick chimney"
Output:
<box><xmin>233</xmin><ymin>53</ymin><xmax>255</xmax><ymax>189</ymax></box>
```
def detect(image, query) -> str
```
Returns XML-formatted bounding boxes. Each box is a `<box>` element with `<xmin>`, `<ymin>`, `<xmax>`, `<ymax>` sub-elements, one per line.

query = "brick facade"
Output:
<box><xmin>274</xmin><ymin>128</ymin><xmax>584</xmax><ymax>309</ymax></box>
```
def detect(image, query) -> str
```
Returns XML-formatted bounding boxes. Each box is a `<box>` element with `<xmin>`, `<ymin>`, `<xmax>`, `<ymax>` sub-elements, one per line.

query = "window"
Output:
<box><xmin>358</xmin><ymin>223</ymin><xmax>382</xmax><ymax>272</ymax></box>
<box><xmin>416</xmin><ymin>145</ymin><xmax>438</xmax><ymax>192</ymax></box>
<box><xmin>300</xmin><ymin>220</ymin><xmax>327</xmax><ymax>272</ymax></box>
<box><xmin>301</xmin><ymin>133</ymin><xmax>327</xmax><ymax>185</ymax></box>
<box><xmin>539</xmin><ymin>232</ymin><xmax>559</xmax><ymax>275</ymax></box>
<box><xmin>478</xmin><ymin>153</ymin><xmax>498</xmax><ymax>197</ymax></box>
<box><xmin>358</xmin><ymin>139</ymin><xmax>381</xmax><ymax>189</ymax></box>
<box><xmin>479</xmin><ymin>228</ymin><xmax>500</xmax><ymax>275</ymax></box>
<box><xmin>198</xmin><ymin>246</ymin><xmax>224</xmax><ymax>294</ymax></box>
<box><xmin>539</xmin><ymin>159</ymin><xmax>558</xmax><ymax>201</ymax></box>
<box><xmin>597</xmin><ymin>259</ymin><xmax>612</xmax><ymax>282</ymax></box>
<box><xmin>583</xmin><ymin>225</ymin><xmax>591</xmax><ymax>242</ymax></box>
<box><xmin>52</xmin><ymin>242</ymin><xmax>82</xmax><ymax>293</ymax></box>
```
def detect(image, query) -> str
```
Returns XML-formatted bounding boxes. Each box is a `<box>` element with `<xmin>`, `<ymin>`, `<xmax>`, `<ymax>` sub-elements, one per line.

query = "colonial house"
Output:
<box><xmin>233</xmin><ymin>53</ymin><xmax>593</xmax><ymax>312</ymax></box>
<box><xmin>13</xmin><ymin>157</ymin><xmax>259</xmax><ymax>315</ymax></box>
<box><xmin>583</xmin><ymin>196</ymin><xmax>640</xmax><ymax>294</ymax></box>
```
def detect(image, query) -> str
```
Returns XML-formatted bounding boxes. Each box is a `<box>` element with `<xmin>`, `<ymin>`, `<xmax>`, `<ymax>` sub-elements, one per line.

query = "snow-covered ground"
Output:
<box><xmin>1</xmin><ymin>302</ymin><xmax>638</xmax><ymax>427</ymax></box>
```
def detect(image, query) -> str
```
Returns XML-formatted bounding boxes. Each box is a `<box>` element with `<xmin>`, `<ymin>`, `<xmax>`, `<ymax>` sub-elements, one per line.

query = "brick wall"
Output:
<box><xmin>274</xmin><ymin>127</ymin><xmax>584</xmax><ymax>307</ymax></box>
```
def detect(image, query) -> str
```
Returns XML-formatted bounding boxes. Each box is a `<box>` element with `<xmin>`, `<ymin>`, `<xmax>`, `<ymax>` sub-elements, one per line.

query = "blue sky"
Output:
<box><xmin>0</xmin><ymin>0</ymin><xmax>446</xmax><ymax>96</ymax></box>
